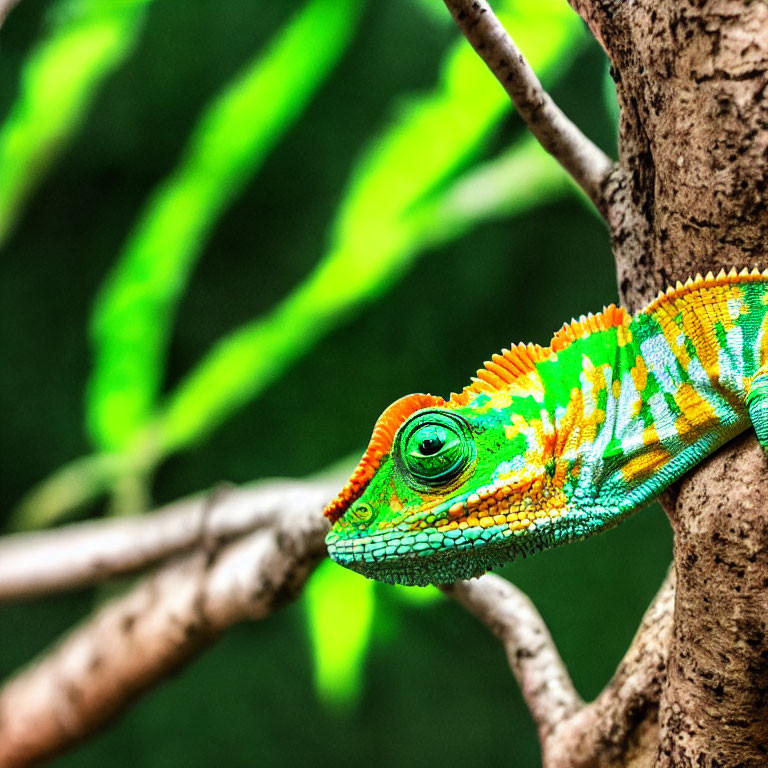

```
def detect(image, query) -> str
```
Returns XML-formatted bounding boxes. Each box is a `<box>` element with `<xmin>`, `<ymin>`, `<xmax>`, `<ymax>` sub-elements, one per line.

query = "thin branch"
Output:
<box><xmin>444</xmin><ymin>575</ymin><xmax>583</xmax><ymax>741</ymax></box>
<box><xmin>545</xmin><ymin>567</ymin><xmax>675</xmax><ymax>767</ymax></box>
<box><xmin>450</xmin><ymin>568</ymin><xmax>675</xmax><ymax>768</ymax></box>
<box><xmin>441</xmin><ymin>0</ymin><xmax>614</xmax><ymax>218</ymax></box>
<box><xmin>0</xmin><ymin>482</ymin><xmax>331</xmax><ymax>768</ymax></box>
<box><xmin>0</xmin><ymin>479</ymin><xmax>341</xmax><ymax>601</ymax></box>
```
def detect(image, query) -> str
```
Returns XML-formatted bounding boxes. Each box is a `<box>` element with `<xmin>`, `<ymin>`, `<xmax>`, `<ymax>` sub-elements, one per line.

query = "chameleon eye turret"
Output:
<box><xmin>396</xmin><ymin>410</ymin><xmax>475</xmax><ymax>487</ymax></box>
<box><xmin>347</xmin><ymin>502</ymin><xmax>374</xmax><ymax>524</ymax></box>
<box><xmin>325</xmin><ymin>269</ymin><xmax>768</xmax><ymax>586</ymax></box>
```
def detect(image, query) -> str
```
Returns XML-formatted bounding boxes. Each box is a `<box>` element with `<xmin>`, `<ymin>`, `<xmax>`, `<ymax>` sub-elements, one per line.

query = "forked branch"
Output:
<box><xmin>546</xmin><ymin>569</ymin><xmax>675</xmax><ymax>766</ymax></box>
<box><xmin>449</xmin><ymin>568</ymin><xmax>675</xmax><ymax>767</ymax></box>
<box><xmin>0</xmin><ymin>480</ymin><xmax>330</xmax><ymax>601</ymax></box>
<box><xmin>445</xmin><ymin>575</ymin><xmax>582</xmax><ymax>742</ymax></box>
<box><xmin>0</xmin><ymin>481</ymin><xmax>332</xmax><ymax>768</ymax></box>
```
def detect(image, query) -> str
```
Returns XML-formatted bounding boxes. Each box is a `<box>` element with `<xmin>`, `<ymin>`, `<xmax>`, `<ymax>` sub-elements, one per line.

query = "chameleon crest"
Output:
<box><xmin>325</xmin><ymin>270</ymin><xmax>768</xmax><ymax>586</ymax></box>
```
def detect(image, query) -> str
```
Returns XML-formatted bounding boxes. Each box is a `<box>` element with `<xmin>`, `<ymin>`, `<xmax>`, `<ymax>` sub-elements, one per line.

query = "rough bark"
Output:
<box><xmin>581</xmin><ymin>0</ymin><xmax>768</xmax><ymax>312</ymax></box>
<box><xmin>660</xmin><ymin>435</ymin><xmax>768</xmax><ymax>765</ymax></box>
<box><xmin>568</xmin><ymin>0</ymin><xmax>768</xmax><ymax>763</ymax></box>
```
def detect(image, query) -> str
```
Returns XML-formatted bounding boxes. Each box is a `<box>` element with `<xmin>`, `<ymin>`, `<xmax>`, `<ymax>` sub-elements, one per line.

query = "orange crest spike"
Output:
<box><xmin>642</xmin><ymin>270</ymin><xmax>768</xmax><ymax>317</ymax></box>
<box><xmin>324</xmin><ymin>393</ymin><xmax>445</xmax><ymax>523</ymax></box>
<box><xmin>447</xmin><ymin>343</ymin><xmax>550</xmax><ymax>405</ymax></box>
<box><xmin>550</xmin><ymin>304</ymin><xmax>630</xmax><ymax>352</ymax></box>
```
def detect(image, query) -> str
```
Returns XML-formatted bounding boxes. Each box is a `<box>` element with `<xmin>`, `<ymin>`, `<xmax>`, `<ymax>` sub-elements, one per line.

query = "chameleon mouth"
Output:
<box><xmin>325</xmin><ymin>503</ymin><xmax>571</xmax><ymax>587</ymax></box>
<box><xmin>326</xmin><ymin>520</ymin><xmax>562</xmax><ymax>587</ymax></box>
<box><xmin>325</xmin><ymin>477</ymin><xmax>577</xmax><ymax>587</ymax></box>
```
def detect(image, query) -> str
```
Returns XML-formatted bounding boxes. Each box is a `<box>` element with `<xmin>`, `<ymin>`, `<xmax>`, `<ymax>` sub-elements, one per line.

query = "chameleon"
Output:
<box><xmin>324</xmin><ymin>269</ymin><xmax>768</xmax><ymax>586</ymax></box>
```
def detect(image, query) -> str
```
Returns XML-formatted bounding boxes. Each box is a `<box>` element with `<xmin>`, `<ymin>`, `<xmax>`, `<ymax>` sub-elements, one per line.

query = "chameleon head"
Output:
<box><xmin>324</xmin><ymin>391</ymin><xmax>575</xmax><ymax>586</ymax></box>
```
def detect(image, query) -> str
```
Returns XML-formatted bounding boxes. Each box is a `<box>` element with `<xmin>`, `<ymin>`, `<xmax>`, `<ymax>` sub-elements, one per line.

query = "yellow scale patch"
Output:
<box><xmin>552</xmin><ymin>388</ymin><xmax>596</xmax><ymax>488</ymax></box>
<box><xmin>580</xmin><ymin>357</ymin><xmax>608</xmax><ymax>429</ymax></box>
<box><xmin>643</xmin><ymin>270</ymin><xmax>764</xmax><ymax>388</ymax></box>
<box><xmin>429</xmin><ymin>475</ymin><xmax>570</xmax><ymax>536</ymax></box>
<box><xmin>760</xmin><ymin>310</ymin><xmax>768</xmax><ymax>365</ymax></box>
<box><xmin>630</xmin><ymin>355</ymin><xmax>648</xmax><ymax>392</ymax></box>
<box><xmin>620</xmin><ymin>424</ymin><xmax>671</xmax><ymax>483</ymax></box>
<box><xmin>673</xmin><ymin>382</ymin><xmax>720</xmax><ymax>443</ymax></box>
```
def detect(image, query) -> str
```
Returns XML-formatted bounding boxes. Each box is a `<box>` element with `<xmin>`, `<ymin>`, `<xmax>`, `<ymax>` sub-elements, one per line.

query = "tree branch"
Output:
<box><xmin>0</xmin><ymin>470</ymin><xmax>676</xmax><ymax>766</ymax></box>
<box><xmin>449</xmin><ymin>568</ymin><xmax>674</xmax><ymax>767</ymax></box>
<box><xmin>566</xmin><ymin>0</ymin><xmax>617</xmax><ymax>55</ymax></box>
<box><xmin>0</xmin><ymin>0</ymin><xmax>20</xmax><ymax>29</ymax></box>
<box><xmin>444</xmin><ymin>575</ymin><xmax>583</xmax><ymax>742</ymax></box>
<box><xmin>546</xmin><ymin>568</ymin><xmax>675</xmax><ymax>767</ymax></box>
<box><xmin>0</xmin><ymin>472</ymin><xmax>676</xmax><ymax>767</ymax></box>
<box><xmin>0</xmin><ymin>479</ymin><xmax>341</xmax><ymax>601</ymax></box>
<box><xmin>0</xmin><ymin>481</ymin><xmax>332</xmax><ymax>768</ymax></box>
<box><xmin>441</xmin><ymin>0</ymin><xmax>614</xmax><ymax>218</ymax></box>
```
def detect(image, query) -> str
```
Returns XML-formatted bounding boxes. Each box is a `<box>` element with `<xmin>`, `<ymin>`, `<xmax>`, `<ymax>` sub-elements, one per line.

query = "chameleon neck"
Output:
<box><xmin>554</xmin><ymin>279</ymin><xmax>768</xmax><ymax>514</ymax></box>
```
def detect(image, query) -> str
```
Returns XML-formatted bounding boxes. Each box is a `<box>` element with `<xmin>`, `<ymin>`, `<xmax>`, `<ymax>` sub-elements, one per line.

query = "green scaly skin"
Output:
<box><xmin>325</xmin><ymin>270</ymin><xmax>768</xmax><ymax>586</ymax></box>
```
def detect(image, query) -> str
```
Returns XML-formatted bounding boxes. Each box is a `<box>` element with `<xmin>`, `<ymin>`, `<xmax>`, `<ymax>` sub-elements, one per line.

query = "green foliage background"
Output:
<box><xmin>0</xmin><ymin>1</ymin><xmax>671</xmax><ymax>765</ymax></box>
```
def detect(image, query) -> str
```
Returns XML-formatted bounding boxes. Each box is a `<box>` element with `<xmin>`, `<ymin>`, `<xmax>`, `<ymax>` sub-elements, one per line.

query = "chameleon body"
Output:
<box><xmin>324</xmin><ymin>269</ymin><xmax>768</xmax><ymax>586</ymax></box>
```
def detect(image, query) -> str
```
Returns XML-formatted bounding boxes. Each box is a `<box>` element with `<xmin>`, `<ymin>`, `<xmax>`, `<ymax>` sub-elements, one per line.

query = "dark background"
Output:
<box><xmin>0</xmin><ymin>1</ymin><xmax>671</xmax><ymax>765</ymax></box>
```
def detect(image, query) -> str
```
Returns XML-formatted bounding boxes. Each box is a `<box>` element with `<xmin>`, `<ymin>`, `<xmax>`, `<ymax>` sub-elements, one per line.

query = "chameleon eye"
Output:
<box><xmin>347</xmin><ymin>502</ymin><xmax>374</xmax><ymax>524</ymax></box>
<box><xmin>397</xmin><ymin>410</ymin><xmax>474</xmax><ymax>486</ymax></box>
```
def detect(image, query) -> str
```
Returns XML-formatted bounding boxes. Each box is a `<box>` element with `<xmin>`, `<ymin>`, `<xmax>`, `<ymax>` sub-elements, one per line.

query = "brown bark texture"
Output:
<box><xmin>0</xmin><ymin>482</ymin><xmax>334</xmax><ymax>767</ymax></box>
<box><xmin>570</xmin><ymin>0</ymin><xmax>768</xmax><ymax>764</ymax></box>
<box><xmin>1</xmin><ymin>1</ymin><xmax>767</xmax><ymax>765</ymax></box>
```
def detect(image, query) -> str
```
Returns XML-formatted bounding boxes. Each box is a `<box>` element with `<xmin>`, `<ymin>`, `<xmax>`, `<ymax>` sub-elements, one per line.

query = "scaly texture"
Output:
<box><xmin>325</xmin><ymin>269</ymin><xmax>768</xmax><ymax>585</ymax></box>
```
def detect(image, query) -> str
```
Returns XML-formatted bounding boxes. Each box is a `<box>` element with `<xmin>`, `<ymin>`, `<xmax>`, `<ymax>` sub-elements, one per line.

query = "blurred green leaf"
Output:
<box><xmin>392</xmin><ymin>583</ymin><xmax>443</xmax><ymax>605</ymax></box>
<box><xmin>0</xmin><ymin>0</ymin><xmax>152</xmax><ymax>246</ymax></box>
<box><xmin>418</xmin><ymin>136</ymin><xmax>573</xmax><ymax>245</ymax></box>
<box><xmin>156</xmin><ymin>142</ymin><xmax>571</xmax><ymax>455</ymax></box>
<box><xmin>14</xmin><ymin>0</ymin><xmax>581</xmax><ymax>531</ymax></box>
<box><xmin>411</xmin><ymin>0</ymin><xmax>455</xmax><ymax>26</ymax></box>
<box><xmin>12</xmin><ymin>134</ymin><xmax>569</xmax><ymax>530</ymax></box>
<box><xmin>153</xmin><ymin>1</ymin><xmax>582</xmax><ymax>455</ymax></box>
<box><xmin>305</xmin><ymin>559</ymin><xmax>375</xmax><ymax>710</ymax></box>
<box><xmin>87</xmin><ymin>0</ymin><xmax>365</xmax><ymax>452</ymax></box>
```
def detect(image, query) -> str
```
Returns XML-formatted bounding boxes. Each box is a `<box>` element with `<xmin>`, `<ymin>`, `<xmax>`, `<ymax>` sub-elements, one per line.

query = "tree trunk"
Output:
<box><xmin>573</xmin><ymin>1</ymin><xmax>768</xmax><ymax>763</ymax></box>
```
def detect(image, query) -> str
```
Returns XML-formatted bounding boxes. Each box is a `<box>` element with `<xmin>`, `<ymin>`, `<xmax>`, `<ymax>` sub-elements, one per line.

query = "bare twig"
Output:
<box><xmin>0</xmin><ymin>482</ymin><xmax>331</xmax><ymax>768</ymax></box>
<box><xmin>0</xmin><ymin>479</ymin><xmax>341</xmax><ymax>601</ymax></box>
<box><xmin>444</xmin><ymin>575</ymin><xmax>583</xmax><ymax>741</ymax></box>
<box><xmin>441</xmin><ymin>0</ymin><xmax>614</xmax><ymax>218</ymax></box>
<box><xmin>448</xmin><ymin>568</ymin><xmax>674</xmax><ymax>767</ymax></box>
